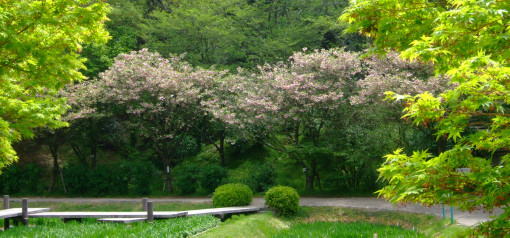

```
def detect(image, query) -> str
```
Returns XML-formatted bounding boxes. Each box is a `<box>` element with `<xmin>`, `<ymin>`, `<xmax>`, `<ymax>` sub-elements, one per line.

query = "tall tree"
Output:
<box><xmin>341</xmin><ymin>0</ymin><xmax>510</xmax><ymax>235</ymax></box>
<box><xmin>140</xmin><ymin>0</ymin><xmax>361</xmax><ymax>70</ymax></box>
<box><xmin>0</xmin><ymin>0</ymin><xmax>109</xmax><ymax>168</ymax></box>
<box><xmin>224</xmin><ymin>49</ymin><xmax>362</xmax><ymax>190</ymax></box>
<box><xmin>81</xmin><ymin>0</ymin><xmax>144</xmax><ymax>79</ymax></box>
<box><xmin>97</xmin><ymin>49</ymin><xmax>223</xmax><ymax>192</ymax></box>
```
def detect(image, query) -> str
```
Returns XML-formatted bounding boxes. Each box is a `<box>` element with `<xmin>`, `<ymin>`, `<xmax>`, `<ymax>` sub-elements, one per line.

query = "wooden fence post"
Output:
<box><xmin>147</xmin><ymin>202</ymin><xmax>154</xmax><ymax>223</ymax></box>
<box><xmin>142</xmin><ymin>198</ymin><xmax>148</xmax><ymax>211</ymax></box>
<box><xmin>22</xmin><ymin>198</ymin><xmax>28</xmax><ymax>225</ymax></box>
<box><xmin>3</xmin><ymin>195</ymin><xmax>8</xmax><ymax>209</ymax></box>
<box><xmin>3</xmin><ymin>195</ymin><xmax>9</xmax><ymax>230</ymax></box>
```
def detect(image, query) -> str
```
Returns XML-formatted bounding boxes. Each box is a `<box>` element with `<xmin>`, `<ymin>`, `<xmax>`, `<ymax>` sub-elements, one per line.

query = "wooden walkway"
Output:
<box><xmin>0</xmin><ymin>208</ymin><xmax>49</xmax><ymax>219</ymax></box>
<box><xmin>29</xmin><ymin>207</ymin><xmax>261</xmax><ymax>221</ymax></box>
<box><xmin>30</xmin><ymin>211</ymin><xmax>187</xmax><ymax>219</ymax></box>
<box><xmin>186</xmin><ymin>207</ymin><xmax>261</xmax><ymax>216</ymax></box>
<box><xmin>98</xmin><ymin>218</ymin><xmax>148</xmax><ymax>223</ymax></box>
<box><xmin>1</xmin><ymin>196</ymin><xmax>263</xmax><ymax>227</ymax></box>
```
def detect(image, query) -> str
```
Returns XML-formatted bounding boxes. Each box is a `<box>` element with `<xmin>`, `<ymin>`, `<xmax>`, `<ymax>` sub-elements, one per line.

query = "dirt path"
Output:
<box><xmin>11</xmin><ymin>197</ymin><xmax>502</xmax><ymax>227</ymax></box>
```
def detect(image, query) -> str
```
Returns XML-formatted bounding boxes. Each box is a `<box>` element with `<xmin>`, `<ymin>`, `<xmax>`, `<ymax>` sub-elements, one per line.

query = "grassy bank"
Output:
<box><xmin>197</xmin><ymin>213</ymin><xmax>427</xmax><ymax>238</ymax></box>
<box><xmin>0</xmin><ymin>202</ymin><xmax>469</xmax><ymax>237</ymax></box>
<box><xmin>198</xmin><ymin>207</ymin><xmax>469</xmax><ymax>237</ymax></box>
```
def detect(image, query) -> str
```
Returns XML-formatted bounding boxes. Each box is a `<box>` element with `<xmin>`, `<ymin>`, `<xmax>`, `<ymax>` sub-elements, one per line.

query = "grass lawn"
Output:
<box><xmin>0</xmin><ymin>202</ymin><xmax>469</xmax><ymax>237</ymax></box>
<box><xmin>198</xmin><ymin>207</ymin><xmax>470</xmax><ymax>238</ymax></box>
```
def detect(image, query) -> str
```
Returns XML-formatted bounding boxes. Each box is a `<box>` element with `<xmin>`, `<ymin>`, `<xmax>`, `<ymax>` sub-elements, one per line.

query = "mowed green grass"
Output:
<box><xmin>197</xmin><ymin>213</ymin><xmax>426</xmax><ymax>238</ymax></box>
<box><xmin>198</xmin><ymin>207</ymin><xmax>469</xmax><ymax>238</ymax></box>
<box><xmin>274</xmin><ymin>221</ymin><xmax>424</xmax><ymax>238</ymax></box>
<box><xmin>196</xmin><ymin>213</ymin><xmax>285</xmax><ymax>237</ymax></box>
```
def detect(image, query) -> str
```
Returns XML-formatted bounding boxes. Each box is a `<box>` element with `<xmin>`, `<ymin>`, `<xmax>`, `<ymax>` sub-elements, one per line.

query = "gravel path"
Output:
<box><xmin>11</xmin><ymin>197</ymin><xmax>502</xmax><ymax>227</ymax></box>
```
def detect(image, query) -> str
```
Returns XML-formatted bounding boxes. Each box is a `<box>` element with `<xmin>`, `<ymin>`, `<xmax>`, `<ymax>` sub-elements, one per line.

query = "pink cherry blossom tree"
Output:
<box><xmin>97</xmin><ymin>49</ymin><xmax>224</xmax><ymax>192</ymax></box>
<box><xmin>198</xmin><ymin>71</ymin><xmax>248</xmax><ymax>166</ymax></box>
<box><xmin>351</xmin><ymin>52</ymin><xmax>454</xmax><ymax>154</ymax></box>
<box><xmin>351</xmin><ymin>52</ymin><xmax>451</xmax><ymax>106</ymax></box>
<box><xmin>225</xmin><ymin>49</ymin><xmax>362</xmax><ymax>190</ymax></box>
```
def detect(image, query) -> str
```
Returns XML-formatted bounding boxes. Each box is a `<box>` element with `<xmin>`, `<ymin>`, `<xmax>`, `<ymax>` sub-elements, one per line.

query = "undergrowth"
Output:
<box><xmin>0</xmin><ymin>216</ymin><xmax>219</xmax><ymax>238</ymax></box>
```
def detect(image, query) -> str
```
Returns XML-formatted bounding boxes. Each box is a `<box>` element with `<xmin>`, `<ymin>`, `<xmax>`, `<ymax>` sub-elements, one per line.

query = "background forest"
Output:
<box><xmin>1</xmin><ymin>0</ymin><xmax>450</xmax><ymax>197</ymax></box>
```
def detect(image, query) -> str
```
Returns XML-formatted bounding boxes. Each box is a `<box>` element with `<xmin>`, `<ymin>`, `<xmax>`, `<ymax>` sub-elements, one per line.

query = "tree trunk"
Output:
<box><xmin>294</xmin><ymin>123</ymin><xmax>300</xmax><ymax>146</ymax></box>
<box><xmin>219</xmin><ymin>133</ymin><xmax>226</xmax><ymax>167</ymax></box>
<box><xmin>305</xmin><ymin>173</ymin><xmax>315</xmax><ymax>191</ymax></box>
<box><xmin>163</xmin><ymin>159</ymin><xmax>172</xmax><ymax>192</ymax></box>
<box><xmin>59</xmin><ymin>167</ymin><xmax>67</xmax><ymax>193</ymax></box>
<box><xmin>310</xmin><ymin>157</ymin><xmax>318</xmax><ymax>190</ymax></box>
<box><xmin>90</xmin><ymin>119</ymin><xmax>98</xmax><ymax>169</ymax></box>
<box><xmin>316</xmin><ymin>171</ymin><xmax>322</xmax><ymax>190</ymax></box>
<box><xmin>71</xmin><ymin>143</ymin><xmax>88</xmax><ymax>167</ymax></box>
<box><xmin>48</xmin><ymin>145</ymin><xmax>59</xmax><ymax>192</ymax></box>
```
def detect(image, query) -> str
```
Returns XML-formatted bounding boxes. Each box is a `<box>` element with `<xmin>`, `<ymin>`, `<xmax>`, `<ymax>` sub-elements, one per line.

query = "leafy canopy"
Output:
<box><xmin>341</xmin><ymin>0</ymin><xmax>509</xmax><ymax>235</ymax></box>
<box><xmin>0</xmin><ymin>0</ymin><xmax>109</xmax><ymax>168</ymax></box>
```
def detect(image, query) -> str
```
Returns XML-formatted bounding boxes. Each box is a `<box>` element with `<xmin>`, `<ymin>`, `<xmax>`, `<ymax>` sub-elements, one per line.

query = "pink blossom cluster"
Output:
<box><xmin>207</xmin><ymin>49</ymin><xmax>364</xmax><ymax>146</ymax></box>
<box><xmin>350</xmin><ymin>52</ymin><xmax>453</xmax><ymax>105</ymax></box>
<box><xmin>62</xmin><ymin>49</ymin><xmax>452</xmax><ymax>147</ymax></box>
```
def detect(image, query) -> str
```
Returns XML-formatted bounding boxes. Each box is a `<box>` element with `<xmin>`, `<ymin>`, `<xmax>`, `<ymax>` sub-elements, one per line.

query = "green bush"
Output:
<box><xmin>174</xmin><ymin>163</ymin><xmax>200</xmax><ymax>195</ymax></box>
<box><xmin>246</xmin><ymin>162</ymin><xmax>276</xmax><ymax>193</ymax></box>
<box><xmin>123</xmin><ymin>160</ymin><xmax>156</xmax><ymax>196</ymax></box>
<box><xmin>89</xmin><ymin>165</ymin><xmax>116</xmax><ymax>196</ymax></box>
<box><xmin>63</xmin><ymin>160</ymin><xmax>155</xmax><ymax>196</ymax></box>
<box><xmin>0</xmin><ymin>163</ymin><xmax>44</xmax><ymax>195</ymax></box>
<box><xmin>212</xmin><ymin>183</ymin><xmax>252</xmax><ymax>207</ymax></box>
<box><xmin>63</xmin><ymin>164</ymin><xmax>92</xmax><ymax>195</ymax></box>
<box><xmin>265</xmin><ymin>185</ymin><xmax>299</xmax><ymax>216</ymax></box>
<box><xmin>199</xmin><ymin>164</ymin><xmax>228</xmax><ymax>194</ymax></box>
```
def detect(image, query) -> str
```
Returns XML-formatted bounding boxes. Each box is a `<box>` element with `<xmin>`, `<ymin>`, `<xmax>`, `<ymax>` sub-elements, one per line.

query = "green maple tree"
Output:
<box><xmin>0</xmin><ymin>0</ymin><xmax>109</xmax><ymax>168</ymax></box>
<box><xmin>341</xmin><ymin>0</ymin><xmax>509</xmax><ymax>235</ymax></box>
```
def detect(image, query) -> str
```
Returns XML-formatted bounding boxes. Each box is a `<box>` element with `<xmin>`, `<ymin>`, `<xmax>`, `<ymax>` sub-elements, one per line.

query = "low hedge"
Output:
<box><xmin>212</xmin><ymin>183</ymin><xmax>252</xmax><ymax>207</ymax></box>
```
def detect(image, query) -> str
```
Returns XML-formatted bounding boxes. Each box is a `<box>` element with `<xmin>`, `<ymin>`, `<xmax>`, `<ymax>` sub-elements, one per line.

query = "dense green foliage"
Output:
<box><xmin>174</xmin><ymin>163</ymin><xmax>201</xmax><ymax>195</ymax></box>
<box><xmin>341</xmin><ymin>0</ymin><xmax>510</xmax><ymax>235</ymax></box>
<box><xmin>212</xmin><ymin>183</ymin><xmax>253</xmax><ymax>207</ymax></box>
<box><xmin>0</xmin><ymin>0</ymin><xmax>109</xmax><ymax>168</ymax></box>
<box><xmin>0</xmin><ymin>163</ymin><xmax>43</xmax><ymax>194</ymax></box>
<box><xmin>199</xmin><ymin>164</ymin><xmax>228</xmax><ymax>194</ymax></box>
<box><xmin>244</xmin><ymin>162</ymin><xmax>277</xmax><ymax>193</ymax></box>
<box><xmin>62</xmin><ymin>161</ymin><xmax>155</xmax><ymax>196</ymax></box>
<box><xmin>265</xmin><ymin>186</ymin><xmax>300</xmax><ymax>216</ymax></box>
<box><xmin>124</xmin><ymin>0</ymin><xmax>366</xmax><ymax>70</ymax></box>
<box><xmin>76</xmin><ymin>0</ymin><xmax>368</xmax><ymax>77</ymax></box>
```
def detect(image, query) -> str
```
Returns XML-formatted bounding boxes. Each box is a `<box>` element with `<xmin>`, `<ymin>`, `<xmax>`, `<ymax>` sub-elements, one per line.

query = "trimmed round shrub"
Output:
<box><xmin>265</xmin><ymin>186</ymin><xmax>299</xmax><ymax>216</ymax></box>
<box><xmin>212</xmin><ymin>183</ymin><xmax>252</xmax><ymax>207</ymax></box>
